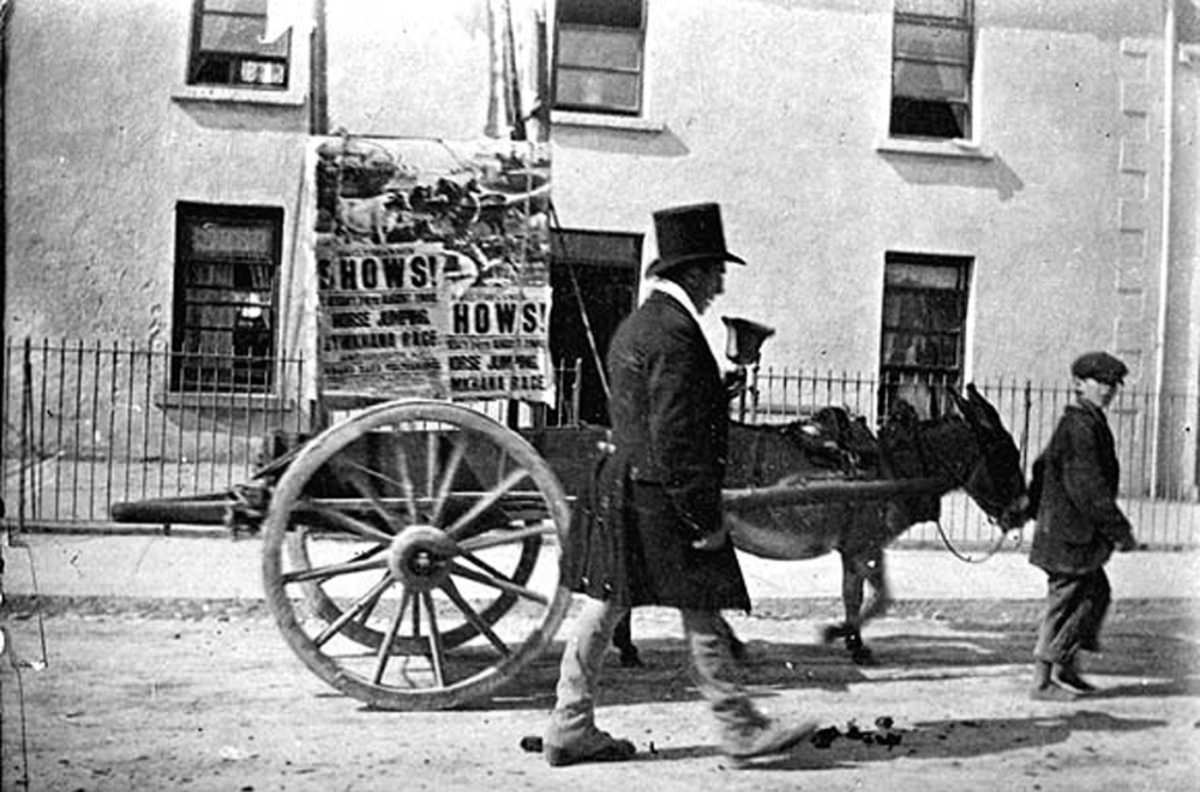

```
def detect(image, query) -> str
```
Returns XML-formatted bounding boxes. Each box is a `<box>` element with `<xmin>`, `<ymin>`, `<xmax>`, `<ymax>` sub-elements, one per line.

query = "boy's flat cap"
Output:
<box><xmin>1070</xmin><ymin>351</ymin><xmax>1128</xmax><ymax>385</ymax></box>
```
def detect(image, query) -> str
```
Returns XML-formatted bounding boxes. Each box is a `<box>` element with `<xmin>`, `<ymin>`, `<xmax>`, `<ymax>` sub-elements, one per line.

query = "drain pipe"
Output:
<box><xmin>1150</xmin><ymin>0</ymin><xmax>1176</xmax><ymax>497</ymax></box>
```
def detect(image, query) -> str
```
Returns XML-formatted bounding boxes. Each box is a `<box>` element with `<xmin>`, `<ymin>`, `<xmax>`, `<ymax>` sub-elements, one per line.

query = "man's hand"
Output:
<box><xmin>723</xmin><ymin>368</ymin><xmax>747</xmax><ymax>401</ymax></box>
<box><xmin>692</xmin><ymin>525</ymin><xmax>730</xmax><ymax>551</ymax></box>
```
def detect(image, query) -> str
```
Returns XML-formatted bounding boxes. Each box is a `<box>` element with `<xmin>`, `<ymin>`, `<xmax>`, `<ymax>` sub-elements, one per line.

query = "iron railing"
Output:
<box><xmin>3</xmin><ymin>337</ymin><xmax>1198</xmax><ymax>547</ymax></box>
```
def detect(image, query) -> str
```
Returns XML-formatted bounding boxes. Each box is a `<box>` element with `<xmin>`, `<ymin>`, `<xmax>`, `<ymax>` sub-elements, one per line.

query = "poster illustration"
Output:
<box><xmin>311</xmin><ymin>136</ymin><xmax>553</xmax><ymax>403</ymax></box>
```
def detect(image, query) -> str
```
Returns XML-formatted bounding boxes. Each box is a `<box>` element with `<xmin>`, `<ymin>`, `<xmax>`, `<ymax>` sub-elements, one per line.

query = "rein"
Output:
<box><xmin>933</xmin><ymin>516</ymin><xmax>1022</xmax><ymax>564</ymax></box>
<box><xmin>912</xmin><ymin>418</ymin><xmax>1022</xmax><ymax>564</ymax></box>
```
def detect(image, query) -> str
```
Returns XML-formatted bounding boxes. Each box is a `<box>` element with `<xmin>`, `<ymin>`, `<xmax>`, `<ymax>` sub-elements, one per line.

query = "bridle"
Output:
<box><xmin>911</xmin><ymin>418</ymin><xmax>1025</xmax><ymax>564</ymax></box>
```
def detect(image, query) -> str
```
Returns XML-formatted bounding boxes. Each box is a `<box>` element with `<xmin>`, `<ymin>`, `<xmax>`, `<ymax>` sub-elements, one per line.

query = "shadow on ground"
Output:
<box><xmin>472</xmin><ymin>610</ymin><xmax>1200</xmax><ymax>712</ymax></box>
<box><xmin>721</xmin><ymin>710</ymin><xmax>1171</xmax><ymax>771</ymax></box>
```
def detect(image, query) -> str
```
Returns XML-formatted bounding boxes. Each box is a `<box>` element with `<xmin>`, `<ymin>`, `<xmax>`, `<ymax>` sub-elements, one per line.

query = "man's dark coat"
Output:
<box><xmin>562</xmin><ymin>291</ymin><xmax>751</xmax><ymax>611</ymax></box>
<box><xmin>1029</xmin><ymin>399</ymin><xmax>1134</xmax><ymax>575</ymax></box>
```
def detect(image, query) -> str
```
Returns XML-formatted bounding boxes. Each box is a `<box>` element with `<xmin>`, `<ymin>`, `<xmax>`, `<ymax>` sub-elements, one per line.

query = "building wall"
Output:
<box><xmin>547</xmin><ymin>0</ymin><xmax>1182</xmax><ymax>391</ymax></box>
<box><xmin>8</xmin><ymin>0</ymin><xmax>1193</xmax><ymax>385</ymax></box>
<box><xmin>4</xmin><ymin>0</ymin><xmax>1199</xmax><ymax>489</ymax></box>
<box><xmin>4</xmin><ymin>0</ymin><xmax>310</xmax><ymax>346</ymax></box>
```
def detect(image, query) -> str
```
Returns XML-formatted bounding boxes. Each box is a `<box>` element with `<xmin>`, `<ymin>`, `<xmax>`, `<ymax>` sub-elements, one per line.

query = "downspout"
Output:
<box><xmin>1150</xmin><ymin>0</ymin><xmax>1176</xmax><ymax>496</ymax></box>
<box><xmin>0</xmin><ymin>0</ymin><xmax>9</xmax><ymax>359</ymax></box>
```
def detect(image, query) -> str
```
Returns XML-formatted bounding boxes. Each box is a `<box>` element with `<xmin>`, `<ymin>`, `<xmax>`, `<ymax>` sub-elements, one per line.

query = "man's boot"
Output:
<box><xmin>1052</xmin><ymin>656</ymin><xmax>1096</xmax><ymax>694</ymax></box>
<box><xmin>1030</xmin><ymin>660</ymin><xmax>1077</xmax><ymax>701</ymax></box>
<box><xmin>717</xmin><ymin>699</ymin><xmax>819</xmax><ymax>762</ymax></box>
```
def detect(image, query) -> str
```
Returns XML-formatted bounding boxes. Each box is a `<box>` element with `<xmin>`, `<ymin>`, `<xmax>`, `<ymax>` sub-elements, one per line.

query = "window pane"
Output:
<box><xmin>558</xmin><ymin>27</ymin><xmax>641</xmax><ymax>70</ymax></box>
<box><xmin>203</xmin><ymin>0</ymin><xmax>268</xmax><ymax>13</ymax></box>
<box><xmin>890</xmin><ymin>97</ymin><xmax>968</xmax><ymax>137</ymax></box>
<box><xmin>895</xmin><ymin>0</ymin><xmax>967</xmax><ymax>19</ymax></box>
<box><xmin>559</xmin><ymin>0</ymin><xmax>642</xmax><ymax>29</ymax></box>
<box><xmin>896</xmin><ymin>292</ymin><xmax>928</xmax><ymax>329</ymax></box>
<box><xmin>893</xmin><ymin>60</ymin><xmax>966</xmax><ymax>100</ymax></box>
<box><xmin>927</xmin><ymin>292</ymin><xmax>963</xmax><ymax>329</ymax></box>
<box><xmin>190</xmin><ymin>223</ymin><xmax>274</xmax><ymax>259</ymax></box>
<box><xmin>239</xmin><ymin>59</ymin><xmax>286</xmax><ymax>85</ymax></box>
<box><xmin>555</xmin><ymin>68</ymin><xmax>640</xmax><ymax>111</ymax></box>
<box><xmin>894</xmin><ymin>22</ymin><xmax>969</xmax><ymax>61</ymax></box>
<box><xmin>199</xmin><ymin>14</ymin><xmax>286</xmax><ymax>56</ymax></box>
<box><xmin>885</xmin><ymin>263</ymin><xmax>962</xmax><ymax>289</ymax></box>
<box><xmin>939</xmin><ymin>334</ymin><xmax>961</xmax><ymax>366</ymax></box>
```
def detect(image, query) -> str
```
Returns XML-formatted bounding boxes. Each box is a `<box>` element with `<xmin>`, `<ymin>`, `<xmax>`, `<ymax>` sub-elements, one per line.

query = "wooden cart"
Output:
<box><xmin>115</xmin><ymin>400</ymin><xmax>955</xmax><ymax>711</ymax></box>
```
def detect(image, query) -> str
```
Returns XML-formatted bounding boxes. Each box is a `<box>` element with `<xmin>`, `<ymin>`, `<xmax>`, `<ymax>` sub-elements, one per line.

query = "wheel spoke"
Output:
<box><xmin>281</xmin><ymin>556</ymin><xmax>388</xmax><ymax>584</ymax></box>
<box><xmin>449</xmin><ymin>562</ymin><xmax>549</xmax><ymax>605</ymax></box>
<box><xmin>301</xmin><ymin>501</ymin><xmax>393</xmax><ymax>543</ymax></box>
<box><xmin>444</xmin><ymin>468</ymin><xmax>530</xmax><ymax>539</ymax></box>
<box><xmin>372</xmin><ymin>588</ymin><xmax>413</xmax><ymax>684</ymax></box>
<box><xmin>429</xmin><ymin>435</ymin><xmax>468</xmax><ymax>526</ymax></box>
<box><xmin>441</xmin><ymin>578</ymin><xmax>511</xmax><ymax>657</ymax></box>
<box><xmin>353</xmin><ymin>564</ymin><xmax>390</xmax><ymax>625</ymax></box>
<box><xmin>457</xmin><ymin>522</ymin><xmax>554</xmax><ymax>553</ymax></box>
<box><xmin>339</xmin><ymin>463</ymin><xmax>404</xmax><ymax>534</ymax></box>
<box><xmin>456</xmin><ymin>549</ymin><xmax>512</xmax><ymax>581</ymax></box>
<box><xmin>426</xmin><ymin>429</ymin><xmax>439</xmax><ymax>501</ymax></box>
<box><xmin>314</xmin><ymin>572</ymin><xmax>395</xmax><ymax>647</ymax></box>
<box><xmin>411</xmin><ymin>591</ymin><xmax>422</xmax><ymax>637</ymax></box>
<box><xmin>386</xmin><ymin>435</ymin><xmax>419</xmax><ymax>523</ymax></box>
<box><xmin>422</xmin><ymin>591</ymin><xmax>447</xmax><ymax>686</ymax></box>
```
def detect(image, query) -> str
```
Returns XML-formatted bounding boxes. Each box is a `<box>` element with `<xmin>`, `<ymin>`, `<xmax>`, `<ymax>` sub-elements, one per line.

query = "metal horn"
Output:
<box><xmin>722</xmin><ymin>316</ymin><xmax>776</xmax><ymax>366</ymax></box>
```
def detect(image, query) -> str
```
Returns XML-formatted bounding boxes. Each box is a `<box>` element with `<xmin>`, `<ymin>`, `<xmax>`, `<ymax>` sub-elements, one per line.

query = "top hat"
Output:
<box><xmin>722</xmin><ymin>316</ymin><xmax>776</xmax><ymax>366</ymax></box>
<box><xmin>646</xmin><ymin>202</ymin><xmax>746</xmax><ymax>278</ymax></box>
<box><xmin>1070</xmin><ymin>351</ymin><xmax>1128</xmax><ymax>385</ymax></box>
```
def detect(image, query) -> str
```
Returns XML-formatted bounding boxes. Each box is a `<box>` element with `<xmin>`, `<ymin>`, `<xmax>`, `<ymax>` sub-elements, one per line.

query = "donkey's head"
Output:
<box><xmin>881</xmin><ymin>384</ymin><xmax>1028</xmax><ymax>530</ymax></box>
<box><xmin>942</xmin><ymin>384</ymin><xmax>1029</xmax><ymax>530</ymax></box>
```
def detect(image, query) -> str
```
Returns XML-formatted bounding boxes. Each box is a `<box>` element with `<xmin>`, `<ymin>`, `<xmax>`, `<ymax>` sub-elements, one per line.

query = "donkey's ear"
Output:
<box><xmin>966</xmin><ymin>383</ymin><xmax>1004</xmax><ymax>429</ymax></box>
<box><xmin>946</xmin><ymin>386</ymin><xmax>971</xmax><ymax>418</ymax></box>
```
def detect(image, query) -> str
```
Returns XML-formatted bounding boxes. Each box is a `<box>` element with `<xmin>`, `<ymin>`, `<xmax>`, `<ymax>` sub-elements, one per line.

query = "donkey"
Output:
<box><xmin>613</xmin><ymin>383</ymin><xmax>1028</xmax><ymax>666</ymax></box>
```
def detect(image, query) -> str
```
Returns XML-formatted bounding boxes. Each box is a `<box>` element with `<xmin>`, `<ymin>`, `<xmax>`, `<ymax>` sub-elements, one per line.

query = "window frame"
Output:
<box><xmin>889</xmin><ymin>0</ymin><xmax>975</xmax><ymax>141</ymax></box>
<box><xmin>552</xmin><ymin>0</ymin><xmax>646</xmax><ymax>117</ymax></box>
<box><xmin>186</xmin><ymin>0</ymin><xmax>291</xmax><ymax>92</ymax></box>
<box><xmin>170</xmin><ymin>202</ymin><xmax>284</xmax><ymax>394</ymax></box>
<box><xmin>878</xmin><ymin>251</ymin><xmax>972</xmax><ymax>416</ymax></box>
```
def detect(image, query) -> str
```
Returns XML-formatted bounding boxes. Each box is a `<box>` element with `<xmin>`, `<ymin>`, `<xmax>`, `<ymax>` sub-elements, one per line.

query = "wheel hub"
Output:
<box><xmin>387</xmin><ymin>525</ymin><xmax>456</xmax><ymax>591</ymax></box>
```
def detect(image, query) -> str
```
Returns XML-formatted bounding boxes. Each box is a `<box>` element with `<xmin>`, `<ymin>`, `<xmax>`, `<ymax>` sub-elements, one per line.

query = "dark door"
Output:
<box><xmin>549</xmin><ymin>228</ymin><xmax>642</xmax><ymax>425</ymax></box>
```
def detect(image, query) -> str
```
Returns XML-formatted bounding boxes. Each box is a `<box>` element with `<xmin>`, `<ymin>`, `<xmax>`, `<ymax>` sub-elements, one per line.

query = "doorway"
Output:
<box><xmin>549</xmin><ymin>228</ymin><xmax>642</xmax><ymax>425</ymax></box>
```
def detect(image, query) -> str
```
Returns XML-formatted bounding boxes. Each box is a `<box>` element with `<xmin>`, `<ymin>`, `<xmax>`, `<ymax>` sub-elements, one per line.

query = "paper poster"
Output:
<box><xmin>311</xmin><ymin>136</ymin><xmax>553</xmax><ymax>403</ymax></box>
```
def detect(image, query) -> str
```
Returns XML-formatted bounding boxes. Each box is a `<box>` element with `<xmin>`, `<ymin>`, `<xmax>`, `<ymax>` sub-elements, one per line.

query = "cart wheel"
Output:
<box><xmin>262</xmin><ymin>399</ymin><xmax>572</xmax><ymax>710</ymax></box>
<box><xmin>284</xmin><ymin>520</ymin><xmax>542</xmax><ymax>651</ymax></box>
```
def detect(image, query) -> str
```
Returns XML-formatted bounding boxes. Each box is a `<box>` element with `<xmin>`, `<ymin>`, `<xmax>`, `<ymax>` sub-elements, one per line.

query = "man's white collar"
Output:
<box><xmin>647</xmin><ymin>277</ymin><xmax>702</xmax><ymax>326</ymax></box>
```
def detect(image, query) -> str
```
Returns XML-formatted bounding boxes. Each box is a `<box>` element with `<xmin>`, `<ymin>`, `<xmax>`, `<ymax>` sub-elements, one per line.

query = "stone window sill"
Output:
<box><xmin>171</xmin><ymin>84</ymin><xmax>307</xmax><ymax>107</ymax></box>
<box><xmin>551</xmin><ymin>110</ymin><xmax>666</xmax><ymax>134</ymax></box>
<box><xmin>876</xmin><ymin>137</ymin><xmax>994</xmax><ymax>160</ymax></box>
<box><xmin>156</xmin><ymin>391</ymin><xmax>294</xmax><ymax>412</ymax></box>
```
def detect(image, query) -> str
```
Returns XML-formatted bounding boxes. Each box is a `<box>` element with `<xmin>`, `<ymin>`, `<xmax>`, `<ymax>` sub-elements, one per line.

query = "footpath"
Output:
<box><xmin>2</xmin><ymin>528</ymin><xmax>1198</xmax><ymax>603</ymax></box>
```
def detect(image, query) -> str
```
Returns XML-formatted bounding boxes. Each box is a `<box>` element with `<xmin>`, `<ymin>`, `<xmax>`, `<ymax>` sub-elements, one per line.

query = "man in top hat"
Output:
<box><xmin>1026</xmin><ymin>351</ymin><xmax>1138</xmax><ymax>700</ymax></box>
<box><xmin>542</xmin><ymin>203</ymin><xmax>819</xmax><ymax>766</ymax></box>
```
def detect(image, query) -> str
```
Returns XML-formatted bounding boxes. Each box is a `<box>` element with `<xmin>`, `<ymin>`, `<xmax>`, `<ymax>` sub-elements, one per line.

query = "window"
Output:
<box><xmin>172</xmin><ymin>203</ymin><xmax>282</xmax><ymax>392</ymax></box>
<box><xmin>553</xmin><ymin>0</ymin><xmax>645</xmax><ymax>115</ymax></box>
<box><xmin>879</xmin><ymin>252</ymin><xmax>970</xmax><ymax>416</ymax></box>
<box><xmin>188</xmin><ymin>0</ymin><xmax>290</xmax><ymax>89</ymax></box>
<box><xmin>890</xmin><ymin>0</ymin><xmax>973</xmax><ymax>139</ymax></box>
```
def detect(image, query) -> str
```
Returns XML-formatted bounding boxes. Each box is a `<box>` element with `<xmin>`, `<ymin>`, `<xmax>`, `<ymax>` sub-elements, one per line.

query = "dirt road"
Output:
<box><xmin>2</xmin><ymin>596</ymin><xmax>1197</xmax><ymax>792</ymax></box>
